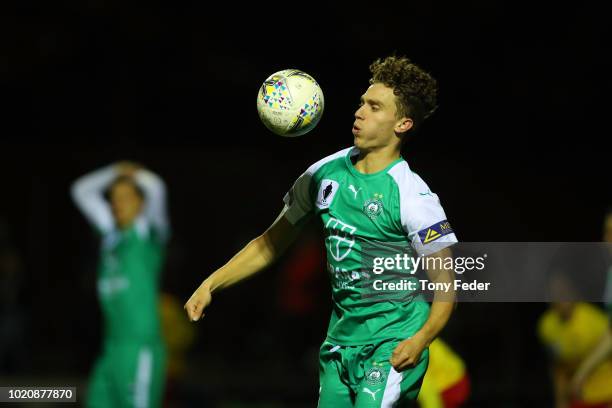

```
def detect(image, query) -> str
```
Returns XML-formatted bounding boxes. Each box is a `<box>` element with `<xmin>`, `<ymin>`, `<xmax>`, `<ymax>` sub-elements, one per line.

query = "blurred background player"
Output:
<box><xmin>71</xmin><ymin>161</ymin><xmax>169</xmax><ymax>408</ymax></box>
<box><xmin>538</xmin><ymin>274</ymin><xmax>612</xmax><ymax>408</ymax></box>
<box><xmin>185</xmin><ymin>55</ymin><xmax>458</xmax><ymax>407</ymax></box>
<box><xmin>417</xmin><ymin>338</ymin><xmax>470</xmax><ymax>408</ymax></box>
<box><xmin>570</xmin><ymin>209</ymin><xmax>612</xmax><ymax>403</ymax></box>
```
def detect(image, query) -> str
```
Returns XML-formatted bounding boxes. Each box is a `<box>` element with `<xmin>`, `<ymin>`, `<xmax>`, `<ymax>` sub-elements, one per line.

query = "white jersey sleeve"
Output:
<box><xmin>389</xmin><ymin>162</ymin><xmax>458</xmax><ymax>256</ymax></box>
<box><xmin>133</xmin><ymin>169</ymin><xmax>170</xmax><ymax>242</ymax></box>
<box><xmin>282</xmin><ymin>147</ymin><xmax>352</xmax><ymax>225</ymax></box>
<box><xmin>70</xmin><ymin>164</ymin><xmax>117</xmax><ymax>234</ymax></box>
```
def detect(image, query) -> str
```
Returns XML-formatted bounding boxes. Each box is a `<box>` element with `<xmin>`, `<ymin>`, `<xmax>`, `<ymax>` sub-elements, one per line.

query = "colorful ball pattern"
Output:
<box><xmin>257</xmin><ymin>69</ymin><xmax>324</xmax><ymax>137</ymax></box>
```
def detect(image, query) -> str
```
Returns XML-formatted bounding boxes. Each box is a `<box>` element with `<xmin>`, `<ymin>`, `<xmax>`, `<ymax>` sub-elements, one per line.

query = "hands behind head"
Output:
<box><xmin>115</xmin><ymin>161</ymin><xmax>143</xmax><ymax>178</ymax></box>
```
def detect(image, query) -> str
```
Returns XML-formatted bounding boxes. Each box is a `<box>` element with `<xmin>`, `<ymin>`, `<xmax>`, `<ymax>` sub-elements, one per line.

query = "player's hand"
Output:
<box><xmin>390</xmin><ymin>335</ymin><xmax>427</xmax><ymax>372</ymax></box>
<box><xmin>116</xmin><ymin>161</ymin><xmax>143</xmax><ymax>177</ymax></box>
<box><xmin>184</xmin><ymin>283</ymin><xmax>212</xmax><ymax>322</ymax></box>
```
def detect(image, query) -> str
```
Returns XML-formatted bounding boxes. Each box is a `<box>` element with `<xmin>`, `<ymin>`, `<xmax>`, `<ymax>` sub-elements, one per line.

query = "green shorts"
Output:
<box><xmin>318</xmin><ymin>338</ymin><xmax>429</xmax><ymax>408</ymax></box>
<box><xmin>86</xmin><ymin>340</ymin><xmax>166</xmax><ymax>408</ymax></box>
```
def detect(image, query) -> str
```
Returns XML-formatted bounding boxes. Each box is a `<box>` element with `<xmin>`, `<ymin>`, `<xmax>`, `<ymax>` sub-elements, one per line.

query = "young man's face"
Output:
<box><xmin>352</xmin><ymin>83</ymin><xmax>411</xmax><ymax>151</ymax></box>
<box><xmin>110</xmin><ymin>181</ymin><xmax>143</xmax><ymax>229</ymax></box>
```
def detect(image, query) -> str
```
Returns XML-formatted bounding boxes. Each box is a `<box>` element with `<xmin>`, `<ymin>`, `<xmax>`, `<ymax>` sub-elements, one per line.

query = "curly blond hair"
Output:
<box><xmin>369</xmin><ymin>56</ymin><xmax>438</xmax><ymax>132</ymax></box>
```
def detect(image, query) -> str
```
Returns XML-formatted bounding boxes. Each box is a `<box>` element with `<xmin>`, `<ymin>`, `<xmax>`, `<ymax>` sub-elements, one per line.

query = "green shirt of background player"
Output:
<box><xmin>185</xmin><ymin>56</ymin><xmax>457</xmax><ymax>407</ymax></box>
<box><xmin>72</xmin><ymin>161</ymin><xmax>169</xmax><ymax>408</ymax></box>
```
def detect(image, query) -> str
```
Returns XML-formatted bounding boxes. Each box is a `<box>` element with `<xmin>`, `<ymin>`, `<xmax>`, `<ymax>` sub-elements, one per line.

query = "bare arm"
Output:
<box><xmin>184</xmin><ymin>208</ymin><xmax>305</xmax><ymax>321</ymax></box>
<box><xmin>391</xmin><ymin>247</ymin><xmax>455</xmax><ymax>371</ymax></box>
<box><xmin>414</xmin><ymin>247</ymin><xmax>456</xmax><ymax>344</ymax></box>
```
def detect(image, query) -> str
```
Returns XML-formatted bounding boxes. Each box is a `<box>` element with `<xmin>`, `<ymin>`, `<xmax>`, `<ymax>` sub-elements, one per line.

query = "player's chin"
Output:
<box><xmin>353</xmin><ymin>133</ymin><xmax>364</xmax><ymax>148</ymax></box>
<box><xmin>354</xmin><ymin>137</ymin><xmax>372</xmax><ymax>151</ymax></box>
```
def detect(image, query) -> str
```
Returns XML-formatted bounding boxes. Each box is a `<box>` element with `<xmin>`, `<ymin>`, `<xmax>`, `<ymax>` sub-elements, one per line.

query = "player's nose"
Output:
<box><xmin>354</xmin><ymin>106</ymin><xmax>365</xmax><ymax>119</ymax></box>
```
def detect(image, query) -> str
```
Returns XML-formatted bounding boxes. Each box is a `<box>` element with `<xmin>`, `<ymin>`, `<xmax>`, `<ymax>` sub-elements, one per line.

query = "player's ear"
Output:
<box><xmin>395</xmin><ymin>117</ymin><xmax>413</xmax><ymax>134</ymax></box>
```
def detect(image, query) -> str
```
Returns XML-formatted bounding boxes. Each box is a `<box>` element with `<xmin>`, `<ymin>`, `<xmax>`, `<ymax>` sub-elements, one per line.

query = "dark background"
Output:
<box><xmin>1</xmin><ymin>1</ymin><xmax>610</xmax><ymax>406</ymax></box>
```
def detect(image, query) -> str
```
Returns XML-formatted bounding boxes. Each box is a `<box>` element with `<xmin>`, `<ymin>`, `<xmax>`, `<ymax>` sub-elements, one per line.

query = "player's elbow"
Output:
<box><xmin>136</xmin><ymin>170</ymin><xmax>167</xmax><ymax>197</ymax></box>
<box><xmin>427</xmin><ymin>246</ymin><xmax>452</xmax><ymax>260</ymax></box>
<box><xmin>259</xmin><ymin>232</ymin><xmax>293</xmax><ymax>265</ymax></box>
<box><xmin>70</xmin><ymin>180</ymin><xmax>86</xmax><ymax>205</ymax></box>
<box><xmin>255</xmin><ymin>232</ymin><xmax>281</xmax><ymax>265</ymax></box>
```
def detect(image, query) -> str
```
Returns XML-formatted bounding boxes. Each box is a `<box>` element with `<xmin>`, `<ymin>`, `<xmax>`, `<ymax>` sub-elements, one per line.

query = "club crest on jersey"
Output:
<box><xmin>365</xmin><ymin>366</ymin><xmax>386</xmax><ymax>386</ymax></box>
<box><xmin>363</xmin><ymin>193</ymin><xmax>384</xmax><ymax>220</ymax></box>
<box><xmin>316</xmin><ymin>179</ymin><xmax>339</xmax><ymax>209</ymax></box>
<box><xmin>418</xmin><ymin>220</ymin><xmax>453</xmax><ymax>244</ymax></box>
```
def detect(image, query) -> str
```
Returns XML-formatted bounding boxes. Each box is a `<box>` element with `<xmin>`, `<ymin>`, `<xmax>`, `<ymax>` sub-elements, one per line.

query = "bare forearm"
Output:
<box><xmin>415</xmin><ymin>248</ymin><xmax>455</xmax><ymax>345</ymax></box>
<box><xmin>414</xmin><ymin>291</ymin><xmax>455</xmax><ymax>346</ymax></box>
<box><xmin>203</xmin><ymin>235</ymin><xmax>275</xmax><ymax>293</ymax></box>
<box><xmin>390</xmin><ymin>257</ymin><xmax>455</xmax><ymax>371</ymax></box>
<box><xmin>202</xmin><ymin>213</ymin><xmax>300</xmax><ymax>292</ymax></box>
<box><xmin>185</xmin><ymin>213</ymin><xmax>303</xmax><ymax>322</ymax></box>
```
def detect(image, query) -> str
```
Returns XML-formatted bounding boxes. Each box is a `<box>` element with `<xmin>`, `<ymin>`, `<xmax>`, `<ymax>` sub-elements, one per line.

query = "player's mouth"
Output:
<box><xmin>352</xmin><ymin>124</ymin><xmax>361</xmax><ymax>134</ymax></box>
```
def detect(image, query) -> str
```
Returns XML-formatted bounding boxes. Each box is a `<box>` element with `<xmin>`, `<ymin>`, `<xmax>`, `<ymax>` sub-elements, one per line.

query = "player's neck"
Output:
<box><xmin>354</xmin><ymin>145</ymin><xmax>401</xmax><ymax>174</ymax></box>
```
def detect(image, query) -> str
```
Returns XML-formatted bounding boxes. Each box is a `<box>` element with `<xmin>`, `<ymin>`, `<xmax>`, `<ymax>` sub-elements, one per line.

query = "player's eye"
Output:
<box><xmin>371</xmin><ymin>105</ymin><xmax>379</xmax><ymax>111</ymax></box>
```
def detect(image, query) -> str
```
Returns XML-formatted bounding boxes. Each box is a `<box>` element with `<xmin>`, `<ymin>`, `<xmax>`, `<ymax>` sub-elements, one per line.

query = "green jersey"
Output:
<box><xmin>72</xmin><ymin>165</ymin><xmax>170</xmax><ymax>344</ymax></box>
<box><xmin>284</xmin><ymin>147</ymin><xmax>457</xmax><ymax>345</ymax></box>
<box><xmin>97</xmin><ymin>221</ymin><xmax>165</xmax><ymax>342</ymax></box>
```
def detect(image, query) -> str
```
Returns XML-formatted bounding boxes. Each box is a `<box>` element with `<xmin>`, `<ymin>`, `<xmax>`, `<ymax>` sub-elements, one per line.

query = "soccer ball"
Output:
<box><xmin>256</xmin><ymin>69</ymin><xmax>324</xmax><ymax>137</ymax></box>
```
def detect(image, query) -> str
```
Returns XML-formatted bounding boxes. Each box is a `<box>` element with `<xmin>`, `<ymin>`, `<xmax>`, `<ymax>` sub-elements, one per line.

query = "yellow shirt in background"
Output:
<box><xmin>418</xmin><ymin>338</ymin><xmax>467</xmax><ymax>408</ymax></box>
<box><xmin>538</xmin><ymin>302</ymin><xmax>612</xmax><ymax>403</ymax></box>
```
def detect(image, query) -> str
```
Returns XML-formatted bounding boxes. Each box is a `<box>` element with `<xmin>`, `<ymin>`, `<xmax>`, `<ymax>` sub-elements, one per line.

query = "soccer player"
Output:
<box><xmin>185</xmin><ymin>56</ymin><xmax>458</xmax><ymax>407</ymax></box>
<box><xmin>538</xmin><ymin>301</ymin><xmax>612</xmax><ymax>408</ymax></box>
<box><xmin>72</xmin><ymin>161</ymin><xmax>169</xmax><ymax>408</ymax></box>
<box><xmin>570</xmin><ymin>209</ymin><xmax>612</xmax><ymax>403</ymax></box>
<box><xmin>417</xmin><ymin>338</ymin><xmax>470</xmax><ymax>408</ymax></box>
